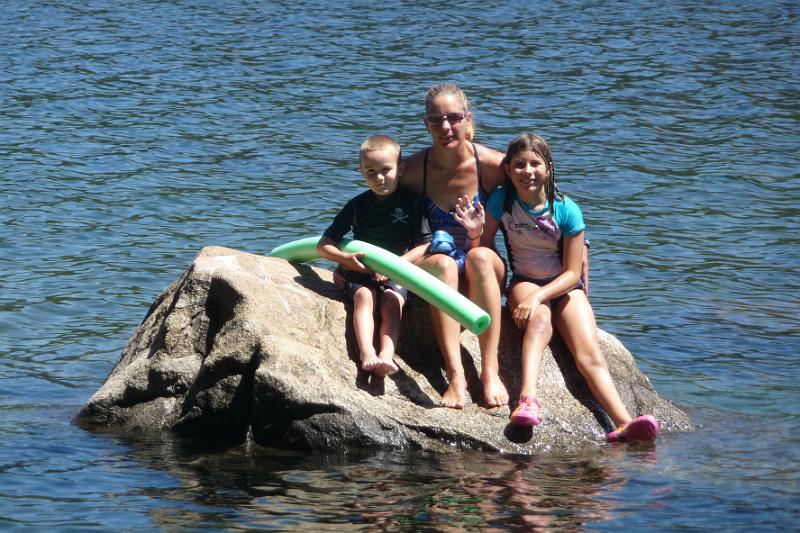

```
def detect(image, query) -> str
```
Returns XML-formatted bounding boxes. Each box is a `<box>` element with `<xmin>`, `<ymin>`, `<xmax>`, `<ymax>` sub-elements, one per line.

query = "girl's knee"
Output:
<box><xmin>574</xmin><ymin>350</ymin><xmax>608</xmax><ymax>375</ymax></box>
<box><xmin>527</xmin><ymin>312</ymin><xmax>553</xmax><ymax>336</ymax></box>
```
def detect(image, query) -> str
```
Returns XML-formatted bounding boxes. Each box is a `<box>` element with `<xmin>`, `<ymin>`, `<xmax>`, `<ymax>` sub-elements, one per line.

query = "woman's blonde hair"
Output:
<box><xmin>425</xmin><ymin>83</ymin><xmax>474</xmax><ymax>141</ymax></box>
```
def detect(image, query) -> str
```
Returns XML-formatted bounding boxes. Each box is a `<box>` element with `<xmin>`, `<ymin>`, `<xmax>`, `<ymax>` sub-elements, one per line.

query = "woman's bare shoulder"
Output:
<box><xmin>474</xmin><ymin>142</ymin><xmax>506</xmax><ymax>189</ymax></box>
<box><xmin>474</xmin><ymin>142</ymin><xmax>504</xmax><ymax>165</ymax></box>
<box><xmin>400</xmin><ymin>147</ymin><xmax>427</xmax><ymax>194</ymax></box>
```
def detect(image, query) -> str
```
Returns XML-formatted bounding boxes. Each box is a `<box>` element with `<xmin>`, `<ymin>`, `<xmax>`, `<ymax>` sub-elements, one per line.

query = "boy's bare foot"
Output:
<box><xmin>441</xmin><ymin>379</ymin><xmax>467</xmax><ymax>409</ymax></box>
<box><xmin>375</xmin><ymin>360</ymin><xmax>399</xmax><ymax>377</ymax></box>
<box><xmin>374</xmin><ymin>354</ymin><xmax>399</xmax><ymax>377</ymax></box>
<box><xmin>482</xmin><ymin>373</ymin><xmax>509</xmax><ymax>407</ymax></box>
<box><xmin>361</xmin><ymin>353</ymin><xmax>381</xmax><ymax>373</ymax></box>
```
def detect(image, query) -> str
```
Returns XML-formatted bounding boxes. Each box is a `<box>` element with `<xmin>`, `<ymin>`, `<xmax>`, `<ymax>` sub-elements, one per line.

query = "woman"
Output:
<box><xmin>400</xmin><ymin>84</ymin><xmax>509</xmax><ymax>409</ymax></box>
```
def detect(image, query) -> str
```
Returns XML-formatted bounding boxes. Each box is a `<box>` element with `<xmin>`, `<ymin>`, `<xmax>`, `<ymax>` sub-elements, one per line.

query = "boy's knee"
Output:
<box><xmin>381</xmin><ymin>289</ymin><xmax>405</xmax><ymax>309</ymax></box>
<box><xmin>352</xmin><ymin>287</ymin><xmax>374</xmax><ymax>306</ymax></box>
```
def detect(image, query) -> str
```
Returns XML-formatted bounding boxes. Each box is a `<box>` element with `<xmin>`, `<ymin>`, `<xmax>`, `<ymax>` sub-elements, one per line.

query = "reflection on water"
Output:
<box><xmin>2</xmin><ymin>405</ymin><xmax>779</xmax><ymax>531</ymax></box>
<box><xmin>114</xmin><ymin>432</ymin><xmax>653</xmax><ymax>531</ymax></box>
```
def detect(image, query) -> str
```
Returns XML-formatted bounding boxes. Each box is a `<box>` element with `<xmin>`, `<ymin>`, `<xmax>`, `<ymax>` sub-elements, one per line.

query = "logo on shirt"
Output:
<box><xmin>392</xmin><ymin>208</ymin><xmax>408</xmax><ymax>224</ymax></box>
<box><xmin>507</xmin><ymin>216</ymin><xmax>559</xmax><ymax>240</ymax></box>
<box><xmin>509</xmin><ymin>219</ymin><xmax>532</xmax><ymax>232</ymax></box>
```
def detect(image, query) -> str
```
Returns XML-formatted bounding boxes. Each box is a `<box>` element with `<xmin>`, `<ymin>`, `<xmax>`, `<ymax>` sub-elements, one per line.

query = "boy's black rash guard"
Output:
<box><xmin>323</xmin><ymin>188</ymin><xmax>429</xmax><ymax>255</ymax></box>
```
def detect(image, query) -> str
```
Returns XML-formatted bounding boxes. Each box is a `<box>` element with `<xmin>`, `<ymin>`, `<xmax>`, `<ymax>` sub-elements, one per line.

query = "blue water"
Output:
<box><xmin>2</xmin><ymin>0</ymin><xmax>799</xmax><ymax>530</ymax></box>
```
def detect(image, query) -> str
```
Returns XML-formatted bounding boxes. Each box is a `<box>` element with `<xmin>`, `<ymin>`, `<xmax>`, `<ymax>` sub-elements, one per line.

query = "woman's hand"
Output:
<box><xmin>512</xmin><ymin>292</ymin><xmax>542</xmax><ymax>330</ymax></box>
<box><xmin>453</xmin><ymin>194</ymin><xmax>484</xmax><ymax>239</ymax></box>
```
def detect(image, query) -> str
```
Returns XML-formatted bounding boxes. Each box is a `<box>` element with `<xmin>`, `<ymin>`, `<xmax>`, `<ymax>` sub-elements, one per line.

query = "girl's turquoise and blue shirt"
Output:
<box><xmin>486</xmin><ymin>187</ymin><xmax>585</xmax><ymax>281</ymax></box>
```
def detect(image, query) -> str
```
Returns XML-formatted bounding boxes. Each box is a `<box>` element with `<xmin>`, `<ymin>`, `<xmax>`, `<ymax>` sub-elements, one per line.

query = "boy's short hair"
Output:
<box><xmin>360</xmin><ymin>135</ymin><xmax>402</xmax><ymax>164</ymax></box>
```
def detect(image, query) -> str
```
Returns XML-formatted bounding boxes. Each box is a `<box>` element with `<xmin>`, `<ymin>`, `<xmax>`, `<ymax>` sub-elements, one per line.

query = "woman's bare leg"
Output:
<box><xmin>416</xmin><ymin>254</ymin><xmax>466</xmax><ymax>408</ymax></box>
<box><xmin>465</xmin><ymin>246</ymin><xmax>508</xmax><ymax>407</ymax></box>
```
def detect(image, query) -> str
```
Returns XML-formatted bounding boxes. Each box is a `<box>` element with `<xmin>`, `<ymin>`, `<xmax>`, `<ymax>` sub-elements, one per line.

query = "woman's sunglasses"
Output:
<box><xmin>424</xmin><ymin>112</ymin><xmax>467</xmax><ymax>126</ymax></box>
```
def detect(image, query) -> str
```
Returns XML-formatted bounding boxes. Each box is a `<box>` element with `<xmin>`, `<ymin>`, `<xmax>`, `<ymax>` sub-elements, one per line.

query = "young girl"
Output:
<box><xmin>463</xmin><ymin>133</ymin><xmax>659</xmax><ymax>442</ymax></box>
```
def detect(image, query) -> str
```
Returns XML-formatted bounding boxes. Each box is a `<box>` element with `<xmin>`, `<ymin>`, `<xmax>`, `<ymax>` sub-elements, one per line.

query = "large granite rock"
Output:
<box><xmin>77</xmin><ymin>246</ymin><xmax>692</xmax><ymax>453</ymax></box>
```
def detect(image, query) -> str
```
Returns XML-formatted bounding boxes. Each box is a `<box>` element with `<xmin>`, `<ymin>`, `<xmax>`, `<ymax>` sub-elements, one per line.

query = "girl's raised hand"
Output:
<box><xmin>453</xmin><ymin>194</ymin><xmax>484</xmax><ymax>236</ymax></box>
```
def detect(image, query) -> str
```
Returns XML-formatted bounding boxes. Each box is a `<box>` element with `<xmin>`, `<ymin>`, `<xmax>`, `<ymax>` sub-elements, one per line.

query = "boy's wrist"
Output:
<box><xmin>467</xmin><ymin>228</ymin><xmax>483</xmax><ymax>240</ymax></box>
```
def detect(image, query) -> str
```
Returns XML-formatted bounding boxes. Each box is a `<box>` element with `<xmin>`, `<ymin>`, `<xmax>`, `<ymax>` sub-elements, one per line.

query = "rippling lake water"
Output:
<box><xmin>2</xmin><ymin>0</ymin><xmax>799</xmax><ymax>530</ymax></box>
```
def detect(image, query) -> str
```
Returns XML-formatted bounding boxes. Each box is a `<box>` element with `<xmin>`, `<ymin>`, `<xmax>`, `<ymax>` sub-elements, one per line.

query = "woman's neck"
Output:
<box><xmin>430</xmin><ymin>139</ymin><xmax>473</xmax><ymax>167</ymax></box>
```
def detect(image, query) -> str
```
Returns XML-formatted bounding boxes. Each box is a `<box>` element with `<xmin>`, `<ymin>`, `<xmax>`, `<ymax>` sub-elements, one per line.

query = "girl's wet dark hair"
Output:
<box><xmin>502</xmin><ymin>133</ymin><xmax>561</xmax><ymax>215</ymax></box>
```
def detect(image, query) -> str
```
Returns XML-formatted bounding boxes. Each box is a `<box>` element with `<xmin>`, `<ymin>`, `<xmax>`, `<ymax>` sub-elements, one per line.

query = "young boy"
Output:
<box><xmin>316</xmin><ymin>135</ymin><xmax>426</xmax><ymax>377</ymax></box>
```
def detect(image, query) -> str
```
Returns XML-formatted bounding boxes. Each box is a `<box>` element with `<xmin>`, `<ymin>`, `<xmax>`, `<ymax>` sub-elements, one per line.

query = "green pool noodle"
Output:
<box><xmin>269</xmin><ymin>236</ymin><xmax>491</xmax><ymax>335</ymax></box>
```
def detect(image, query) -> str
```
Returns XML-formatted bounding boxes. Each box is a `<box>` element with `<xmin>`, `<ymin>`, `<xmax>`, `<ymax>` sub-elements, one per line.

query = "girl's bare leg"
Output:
<box><xmin>466</xmin><ymin>247</ymin><xmax>508</xmax><ymax>407</ymax></box>
<box><xmin>417</xmin><ymin>254</ymin><xmax>466</xmax><ymax>408</ymax></box>
<box><xmin>520</xmin><ymin>309</ymin><xmax>551</xmax><ymax>400</ymax></box>
<box><xmin>508</xmin><ymin>282</ymin><xmax>553</xmax><ymax>400</ymax></box>
<box><xmin>352</xmin><ymin>286</ymin><xmax>380</xmax><ymax>373</ymax></box>
<box><xmin>553</xmin><ymin>290</ymin><xmax>632</xmax><ymax>427</ymax></box>
<box><xmin>375</xmin><ymin>289</ymin><xmax>404</xmax><ymax>377</ymax></box>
